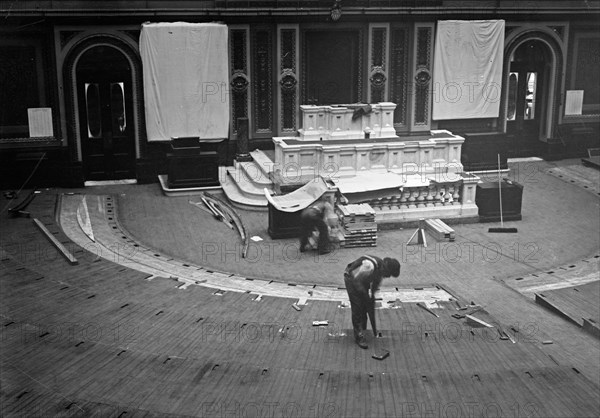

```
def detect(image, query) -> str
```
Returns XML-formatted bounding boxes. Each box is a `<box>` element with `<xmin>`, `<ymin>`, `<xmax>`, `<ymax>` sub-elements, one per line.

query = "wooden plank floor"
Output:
<box><xmin>1</xmin><ymin>179</ymin><xmax>600</xmax><ymax>417</ymax></box>
<box><xmin>2</xmin><ymin>259</ymin><xmax>599</xmax><ymax>416</ymax></box>
<box><xmin>116</xmin><ymin>160</ymin><xmax>600</xmax><ymax>288</ymax></box>
<box><xmin>535</xmin><ymin>280</ymin><xmax>600</xmax><ymax>330</ymax></box>
<box><xmin>546</xmin><ymin>164</ymin><xmax>600</xmax><ymax>196</ymax></box>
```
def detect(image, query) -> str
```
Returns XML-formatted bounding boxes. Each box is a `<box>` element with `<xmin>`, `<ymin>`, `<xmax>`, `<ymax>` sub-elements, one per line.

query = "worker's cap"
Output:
<box><xmin>383</xmin><ymin>257</ymin><xmax>401</xmax><ymax>278</ymax></box>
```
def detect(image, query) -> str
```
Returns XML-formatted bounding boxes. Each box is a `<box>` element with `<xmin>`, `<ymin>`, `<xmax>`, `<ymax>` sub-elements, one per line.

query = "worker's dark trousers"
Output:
<box><xmin>344</xmin><ymin>276</ymin><xmax>370</xmax><ymax>341</ymax></box>
<box><xmin>299</xmin><ymin>208</ymin><xmax>329</xmax><ymax>251</ymax></box>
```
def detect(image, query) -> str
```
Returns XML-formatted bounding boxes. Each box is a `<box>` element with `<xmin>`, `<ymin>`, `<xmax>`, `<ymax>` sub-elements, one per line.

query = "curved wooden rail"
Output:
<box><xmin>203</xmin><ymin>192</ymin><xmax>250</xmax><ymax>258</ymax></box>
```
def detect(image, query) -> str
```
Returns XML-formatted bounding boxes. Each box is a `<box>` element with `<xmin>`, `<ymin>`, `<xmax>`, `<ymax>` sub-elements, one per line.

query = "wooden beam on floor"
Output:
<box><xmin>32</xmin><ymin>218</ymin><xmax>78</xmax><ymax>265</ymax></box>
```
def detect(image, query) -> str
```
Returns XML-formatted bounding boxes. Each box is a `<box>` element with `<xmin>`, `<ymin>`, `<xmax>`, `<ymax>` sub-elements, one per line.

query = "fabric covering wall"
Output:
<box><xmin>140</xmin><ymin>22</ymin><xmax>230</xmax><ymax>141</ymax></box>
<box><xmin>432</xmin><ymin>20</ymin><xmax>505</xmax><ymax>120</ymax></box>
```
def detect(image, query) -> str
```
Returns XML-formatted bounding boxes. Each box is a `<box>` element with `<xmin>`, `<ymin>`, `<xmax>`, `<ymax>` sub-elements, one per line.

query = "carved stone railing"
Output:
<box><xmin>362</xmin><ymin>173</ymin><xmax>480</xmax><ymax>222</ymax></box>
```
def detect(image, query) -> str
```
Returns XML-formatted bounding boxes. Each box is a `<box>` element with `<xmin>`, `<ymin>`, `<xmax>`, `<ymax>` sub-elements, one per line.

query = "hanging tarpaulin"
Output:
<box><xmin>432</xmin><ymin>20</ymin><xmax>505</xmax><ymax>120</ymax></box>
<box><xmin>140</xmin><ymin>22</ymin><xmax>229</xmax><ymax>141</ymax></box>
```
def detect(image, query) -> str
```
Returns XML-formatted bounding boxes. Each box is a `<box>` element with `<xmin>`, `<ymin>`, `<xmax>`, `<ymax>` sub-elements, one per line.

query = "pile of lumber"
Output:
<box><xmin>424</xmin><ymin>218</ymin><xmax>455</xmax><ymax>242</ymax></box>
<box><xmin>335</xmin><ymin>204</ymin><xmax>377</xmax><ymax>248</ymax></box>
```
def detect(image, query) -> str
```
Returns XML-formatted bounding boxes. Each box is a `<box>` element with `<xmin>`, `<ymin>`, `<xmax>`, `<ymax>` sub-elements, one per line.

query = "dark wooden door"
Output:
<box><xmin>78</xmin><ymin>72</ymin><xmax>135</xmax><ymax>181</ymax></box>
<box><xmin>506</xmin><ymin>40</ymin><xmax>551</xmax><ymax>156</ymax></box>
<box><xmin>506</xmin><ymin>64</ymin><xmax>543</xmax><ymax>138</ymax></box>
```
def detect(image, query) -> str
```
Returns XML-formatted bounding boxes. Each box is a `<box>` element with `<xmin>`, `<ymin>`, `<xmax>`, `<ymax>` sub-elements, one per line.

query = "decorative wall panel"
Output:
<box><xmin>230</xmin><ymin>26</ymin><xmax>250</xmax><ymax>135</ymax></box>
<box><xmin>389</xmin><ymin>26</ymin><xmax>410</xmax><ymax>130</ymax></box>
<box><xmin>252</xmin><ymin>28</ymin><xmax>273</xmax><ymax>136</ymax></box>
<box><xmin>412</xmin><ymin>23</ymin><xmax>434</xmax><ymax>131</ymax></box>
<box><xmin>574</xmin><ymin>36</ymin><xmax>600</xmax><ymax>111</ymax></box>
<box><xmin>277</xmin><ymin>25</ymin><xmax>299</xmax><ymax>135</ymax></box>
<box><xmin>368</xmin><ymin>24</ymin><xmax>389</xmax><ymax>104</ymax></box>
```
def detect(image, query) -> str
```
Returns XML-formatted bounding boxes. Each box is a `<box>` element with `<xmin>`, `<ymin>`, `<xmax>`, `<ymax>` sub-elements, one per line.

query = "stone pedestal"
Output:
<box><xmin>235</xmin><ymin>118</ymin><xmax>252</xmax><ymax>162</ymax></box>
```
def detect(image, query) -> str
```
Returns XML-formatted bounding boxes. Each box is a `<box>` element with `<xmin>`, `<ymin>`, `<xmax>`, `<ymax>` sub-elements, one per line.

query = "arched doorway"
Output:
<box><xmin>76</xmin><ymin>45</ymin><xmax>136</xmax><ymax>181</ymax></box>
<box><xmin>505</xmin><ymin>39</ymin><xmax>554</xmax><ymax>156</ymax></box>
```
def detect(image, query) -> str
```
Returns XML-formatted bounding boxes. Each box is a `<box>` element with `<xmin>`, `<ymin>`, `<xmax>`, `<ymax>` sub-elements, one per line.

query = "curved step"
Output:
<box><xmin>249</xmin><ymin>149</ymin><xmax>276</xmax><ymax>177</ymax></box>
<box><xmin>220</xmin><ymin>167</ymin><xmax>269</xmax><ymax>210</ymax></box>
<box><xmin>221</xmin><ymin>151</ymin><xmax>276</xmax><ymax>211</ymax></box>
<box><xmin>221</xmin><ymin>180</ymin><xmax>268</xmax><ymax>210</ymax></box>
<box><xmin>227</xmin><ymin>167</ymin><xmax>272</xmax><ymax>198</ymax></box>
<box><xmin>237</xmin><ymin>161</ymin><xmax>273</xmax><ymax>187</ymax></box>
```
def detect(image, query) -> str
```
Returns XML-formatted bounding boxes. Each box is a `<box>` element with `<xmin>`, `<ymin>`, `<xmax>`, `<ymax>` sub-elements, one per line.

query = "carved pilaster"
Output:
<box><xmin>412</xmin><ymin>24</ymin><xmax>434</xmax><ymax>132</ymax></box>
<box><xmin>229</xmin><ymin>27</ymin><xmax>250</xmax><ymax>136</ymax></box>
<box><xmin>235</xmin><ymin>117</ymin><xmax>252</xmax><ymax>162</ymax></box>
<box><xmin>368</xmin><ymin>24</ymin><xmax>389</xmax><ymax>104</ymax></box>
<box><xmin>252</xmin><ymin>27</ymin><xmax>273</xmax><ymax>137</ymax></box>
<box><xmin>390</xmin><ymin>26</ymin><xmax>410</xmax><ymax>130</ymax></box>
<box><xmin>277</xmin><ymin>25</ymin><xmax>299</xmax><ymax>136</ymax></box>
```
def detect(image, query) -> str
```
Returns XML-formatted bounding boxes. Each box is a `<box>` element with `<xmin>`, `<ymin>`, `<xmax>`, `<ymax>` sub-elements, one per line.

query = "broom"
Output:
<box><xmin>489</xmin><ymin>154</ymin><xmax>518</xmax><ymax>233</ymax></box>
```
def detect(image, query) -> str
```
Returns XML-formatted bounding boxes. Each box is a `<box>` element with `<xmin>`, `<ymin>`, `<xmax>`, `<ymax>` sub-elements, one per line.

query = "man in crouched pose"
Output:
<box><xmin>299</xmin><ymin>197</ymin><xmax>337</xmax><ymax>255</ymax></box>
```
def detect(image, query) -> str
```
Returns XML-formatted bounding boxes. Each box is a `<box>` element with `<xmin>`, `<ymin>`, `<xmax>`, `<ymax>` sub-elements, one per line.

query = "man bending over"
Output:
<box><xmin>344</xmin><ymin>255</ymin><xmax>400</xmax><ymax>349</ymax></box>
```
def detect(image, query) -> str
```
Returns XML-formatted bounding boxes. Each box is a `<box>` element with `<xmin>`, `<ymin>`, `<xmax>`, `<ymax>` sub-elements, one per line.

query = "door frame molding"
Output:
<box><xmin>500</xmin><ymin>26</ymin><xmax>565</xmax><ymax>141</ymax></box>
<box><xmin>61</xmin><ymin>31</ymin><xmax>142</xmax><ymax>164</ymax></box>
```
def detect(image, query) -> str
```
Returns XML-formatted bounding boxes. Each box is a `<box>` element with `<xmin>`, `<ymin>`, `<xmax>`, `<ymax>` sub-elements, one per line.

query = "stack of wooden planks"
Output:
<box><xmin>335</xmin><ymin>203</ymin><xmax>377</xmax><ymax>248</ymax></box>
<box><xmin>424</xmin><ymin>218</ymin><xmax>455</xmax><ymax>242</ymax></box>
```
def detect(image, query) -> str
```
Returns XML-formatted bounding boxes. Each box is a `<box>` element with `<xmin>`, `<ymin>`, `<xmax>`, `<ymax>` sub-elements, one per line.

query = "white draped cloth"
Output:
<box><xmin>432</xmin><ymin>20</ymin><xmax>505</xmax><ymax>120</ymax></box>
<box><xmin>140</xmin><ymin>22</ymin><xmax>230</xmax><ymax>141</ymax></box>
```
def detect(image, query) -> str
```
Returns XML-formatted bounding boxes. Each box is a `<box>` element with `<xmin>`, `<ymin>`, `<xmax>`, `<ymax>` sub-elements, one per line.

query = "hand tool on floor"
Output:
<box><xmin>370</xmin><ymin>300</ymin><xmax>389</xmax><ymax>360</ymax></box>
<box><xmin>368</xmin><ymin>296</ymin><xmax>378</xmax><ymax>337</ymax></box>
<box><xmin>416</xmin><ymin>302</ymin><xmax>439</xmax><ymax>318</ymax></box>
<box><xmin>489</xmin><ymin>154</ymin><xmax>518</xmax><ymax>233</ymax></box>
<box><xmin>372</xmin><ymin>345</ymin><xmax>389</xmax><ymax>360</ymax></box>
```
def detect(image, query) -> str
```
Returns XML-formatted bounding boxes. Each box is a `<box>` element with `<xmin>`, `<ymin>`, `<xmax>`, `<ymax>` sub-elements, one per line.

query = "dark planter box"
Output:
<box><xmin>167</xmin><ymin>152</ymin><xmax>220</xmax><ymax>189</ymax></box>
<box><xmin>166</xmin><ymin>138</ymin><xmax>226</xmax><ymax>189</ymax></box>
<box><xmin>476</xmin><ymin>180</ymin><xmax>523</xmax><ymax>222</ymax></box>
<box><xmin>267</xmin><ymin>203</ymin><xmax>301</xmax><ymax>239</ymax></box>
